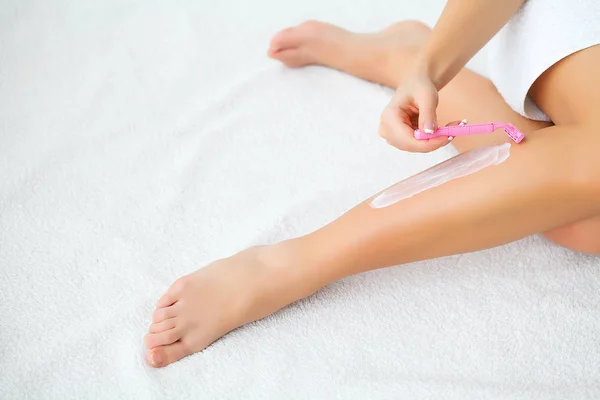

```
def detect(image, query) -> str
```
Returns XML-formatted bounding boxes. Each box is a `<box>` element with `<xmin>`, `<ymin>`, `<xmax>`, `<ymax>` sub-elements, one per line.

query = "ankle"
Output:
<box><xmin>257</xmin><ymin>238</ymin><xmax>332</xmax><ymax>294</ymax></box>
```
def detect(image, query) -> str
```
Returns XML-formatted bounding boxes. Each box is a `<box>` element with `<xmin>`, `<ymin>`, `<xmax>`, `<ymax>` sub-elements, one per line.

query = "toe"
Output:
<box><xmin>147</xmin><ymin>341</ymin><xmax>191</xmax><ymax>368</ymax></box>
<box><xmin>156</xmin><ymin>292</ymin><xmax>177</xmax><ymax>308</ymax></box>
<box><xmin>148</xmin><ymin>318</ymin><xmax>177</xmax><ymax>334</ymax></box>
<box><xmin>144</xmin><ymin>328</ymin><xmax>183</xmax><ymax>349</ymax></box>
<box><xmin>156</xmin><ymin>276</ymin><xmax>190</xmax><ymax>308</ymax></box>
<box><xmin>268</xmin><ymin>27</ymin><xmax>300</xmax><ymax>55</ymax></box>
<box><xmin>270</xmin><ymin>49</ymin><xmax>311</xmax><ymax>68</ymax></box>
<box><xmin>152</xmin><ymin>304</ymin><xmax>178</xmax><ymax>323</ymax></box>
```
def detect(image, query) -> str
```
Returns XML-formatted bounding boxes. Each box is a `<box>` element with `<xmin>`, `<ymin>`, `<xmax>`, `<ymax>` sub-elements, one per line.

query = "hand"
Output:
<box><xmin>379</xmin><ymin>74</ymin><xmax>451</xmax><ymax>153</ymax></box>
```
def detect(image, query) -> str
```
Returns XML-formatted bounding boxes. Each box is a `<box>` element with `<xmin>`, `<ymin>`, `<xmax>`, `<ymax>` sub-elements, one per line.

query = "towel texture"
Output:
<box><xmin>1</xmin><ymin>0</ymin><xmax>599</xmax><ymax>399</ymax></box>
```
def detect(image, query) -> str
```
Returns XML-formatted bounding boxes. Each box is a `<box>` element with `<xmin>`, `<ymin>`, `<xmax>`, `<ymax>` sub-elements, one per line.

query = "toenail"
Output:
<box><xmin>151</xmin><ymin>351</ymin><xmax>163</xmax><ymax>367</ymax></box>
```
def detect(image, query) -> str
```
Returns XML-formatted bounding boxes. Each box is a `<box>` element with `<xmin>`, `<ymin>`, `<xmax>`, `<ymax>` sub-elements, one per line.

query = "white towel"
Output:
<box><xmin>1</xmin><ymin>0</ymin><xmax>599</xmax><ymax>399</ymax></box>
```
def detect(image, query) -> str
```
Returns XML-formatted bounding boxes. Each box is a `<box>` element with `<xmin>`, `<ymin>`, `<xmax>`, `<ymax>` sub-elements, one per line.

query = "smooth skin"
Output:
<box><xmin>144</xmin><ymin>5</ymin><xmax>600</xmax><ymax>367</ymax></box>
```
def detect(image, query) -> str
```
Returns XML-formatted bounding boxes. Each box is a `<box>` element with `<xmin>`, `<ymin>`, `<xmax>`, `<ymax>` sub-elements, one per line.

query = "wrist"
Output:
<box><xmin>409</xmin><ymin>54</ymin><xmax>445</xmax><ymax>90</ymax></box>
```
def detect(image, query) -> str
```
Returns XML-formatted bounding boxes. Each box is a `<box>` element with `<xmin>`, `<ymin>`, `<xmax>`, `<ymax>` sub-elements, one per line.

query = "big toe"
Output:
<box><xmin>268</xmin><ymin>27</ymin><xmax>301</xmax><ymax>56</ymax></box>
<box><xmin>147</xmin><ymin>341</ymin><xmax>191</xmax><ymax>368</ymax></box>
<box><xmin>270</xmin><ymin>49</ymin><xmax>316</xmax><ymax>68</ymax></box>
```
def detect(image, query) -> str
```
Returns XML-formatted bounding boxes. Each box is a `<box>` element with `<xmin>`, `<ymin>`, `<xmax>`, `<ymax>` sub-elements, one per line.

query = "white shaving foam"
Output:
<box><xmin>370</xmin><ymin>143</ymin><xmax>511</xmax><ymax>209</ymax></box>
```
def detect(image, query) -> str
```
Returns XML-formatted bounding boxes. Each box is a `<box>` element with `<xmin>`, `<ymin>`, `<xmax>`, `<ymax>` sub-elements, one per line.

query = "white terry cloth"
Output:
<box><xmin>487</xmin><ymin>0</ymin><xmax>600</xmax><ymax>121</ymax></box>
<box><xmin>1</xmin><ymin>0</ymin><xmax>600</xmax><ymax>399</ymax></box>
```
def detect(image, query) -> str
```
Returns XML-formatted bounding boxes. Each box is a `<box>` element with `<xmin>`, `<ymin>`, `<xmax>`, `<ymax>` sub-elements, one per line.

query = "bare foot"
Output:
<box><xmin>144</xmin><ymin>20</ymin><xmax>435</xmax><ymax>368</ymax></box>
<box><xmin>267</xmin><ymin>20</ymin><xmax>431</xmax><ymax>86</ymax></box>
<box><xmin>144</xmin><ymin>243</ymin><xmax>320</xmax><ymax>368</ymax></box>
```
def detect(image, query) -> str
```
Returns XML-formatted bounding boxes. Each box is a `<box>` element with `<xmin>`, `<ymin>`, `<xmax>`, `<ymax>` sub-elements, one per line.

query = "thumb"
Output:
<box><xmin>418</xmin><ymin>91</ymin><xmax>439</xmax><ymax>134</ymax></box>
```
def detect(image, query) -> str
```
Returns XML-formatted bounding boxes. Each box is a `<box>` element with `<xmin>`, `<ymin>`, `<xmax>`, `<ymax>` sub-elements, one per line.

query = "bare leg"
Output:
<box><xmin>145</xmin><ymin>23</ymin><xmax>600</xmax><ymax>368</ymax></box>
<box><xmin>269</xmin><ymin>21</ymin><xmax>600</xmax><ymax>250</ymax></box>
<box><xmin>267</xmin><ymin>20</ymin><xmax>431</xmax><ymax>87</ymax></box>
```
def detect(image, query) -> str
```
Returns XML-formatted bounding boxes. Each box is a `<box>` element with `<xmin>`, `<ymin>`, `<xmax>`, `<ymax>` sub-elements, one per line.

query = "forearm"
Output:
<box><xmin>294</xmin><ymin>125</ymin><xmax>600</xmax><ymax>286</ymax></box>
<box><xmin>414</xmin><ymin>0</ymin><xmax>525</xmax><ymax>89</ymax></box>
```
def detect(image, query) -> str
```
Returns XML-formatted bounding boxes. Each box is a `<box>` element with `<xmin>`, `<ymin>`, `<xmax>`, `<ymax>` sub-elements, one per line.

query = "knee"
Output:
<box><xmin>564</xmin><ymin>238</ymin><xmax>600</xmax><ymax>255</ymax></box>
<box><xmin>547</xmin><ymin>164</ymin><xmax>600</xmax><ymax>254</ymax></box>
<box><xmin>385</xmin><ymin>20</ymin><xmax>431</xmax><ymax>57</ymax></box>
<box><xmin>544</xmin><ymin>224</ymin><xmax>600</xmax><ymax>255</ymax></box>
<box><xmin>397</xmin><ymin>20</ymin><xmax>432</xmax><ymax>36</ymax></box>
<box><xmin>575</xmin><ymin>128</ymin><xmax>600</xmax><ymax>196</ymax></box>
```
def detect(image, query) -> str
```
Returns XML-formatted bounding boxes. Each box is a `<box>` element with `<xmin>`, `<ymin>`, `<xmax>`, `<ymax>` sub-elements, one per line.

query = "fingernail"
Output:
<box><xmin>151</xmin><ymin>352</ymin><xmax>163</xmax><ymax>366</ymax></box>
<box><xmin>424</xmin><ymin>121</ymin><xmax>436</xmax><ymax>134</ymax></box>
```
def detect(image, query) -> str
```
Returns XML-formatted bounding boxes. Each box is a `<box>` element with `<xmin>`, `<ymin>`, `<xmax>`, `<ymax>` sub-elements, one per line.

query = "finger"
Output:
<box><xmin>380</xmin><ymin>106</ymin><xmax>419</xmax><ymax>149</ymax></box>
<box><xmin>417</xmin><ymin>91</ymin><xmax>439</xmax><ymax>134</ymax></box>
<box><xmin>389</xmin><ymin>111</ymin><xmax>452</xmax><ymax>153</ymax></box>
<box><xmin>412</xmin><ymin>136</ymin><xmax>453</xmax><ymax>152</ymax></box>
<box><xmin>435</xmin><ymin>135</ymin><xmax>455</xmax><ymax>149</ymax></box>
<box><xmin>386</xmin><ymin>124</ymin><xmax>447</xmax><ymax>153</ymax></box>
<box><xmin>381</xmin><ymin>105</ymin><xmax>447</xmax><ymax>153</ymax></box>
<box><xmin>445</xmin><ymin>120</ymin><xmax>462</xmax><ymax>127</ymax></box>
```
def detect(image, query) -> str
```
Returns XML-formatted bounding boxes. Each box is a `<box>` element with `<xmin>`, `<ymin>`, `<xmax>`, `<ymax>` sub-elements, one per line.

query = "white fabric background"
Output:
<box><xmin>1</xmin><ymin>1</ymin><xmax>599</xmax><ymax>399</ymax></box>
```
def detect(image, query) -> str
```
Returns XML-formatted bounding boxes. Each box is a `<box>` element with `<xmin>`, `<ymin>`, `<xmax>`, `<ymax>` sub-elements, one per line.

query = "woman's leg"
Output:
<box><xmin>269</xmin><ymin>21</ymin><xmax>600</xmax><ymax>251</ymax></box>
<box><xmin>146</xmin><ymin>121</ymin><xmax>600</xmax><ymax>368</ymax></box>
<box><xmin>145</xmin><ymin>23</ymin><xmax>600</xmax><ymax>368</ymax></box>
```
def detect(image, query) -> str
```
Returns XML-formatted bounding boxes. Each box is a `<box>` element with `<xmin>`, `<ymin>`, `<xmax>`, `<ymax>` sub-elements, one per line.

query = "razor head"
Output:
<box><xmin>501</xmin><ymin>123</ymin><xmax>525</xmax><ymax>143</ymax></box>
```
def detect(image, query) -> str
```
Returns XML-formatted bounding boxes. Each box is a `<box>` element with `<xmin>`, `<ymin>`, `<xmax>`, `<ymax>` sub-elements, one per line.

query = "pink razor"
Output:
<box><xmin>414</xmin><ymin>121</ymin><xmax>525</xmax><ymax>143</ymax></box>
